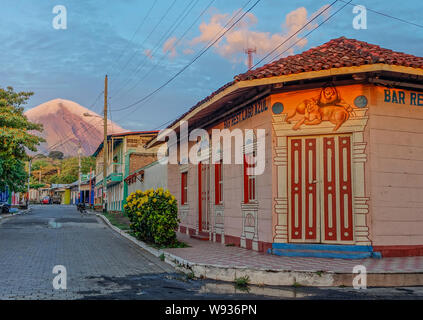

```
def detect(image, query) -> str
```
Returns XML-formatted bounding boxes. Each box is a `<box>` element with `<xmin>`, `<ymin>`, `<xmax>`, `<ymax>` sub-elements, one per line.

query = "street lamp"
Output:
<box><xmin>78</xmin><ymin>144</ymin><xmax>82</xmax><ymax>204</ymax></box>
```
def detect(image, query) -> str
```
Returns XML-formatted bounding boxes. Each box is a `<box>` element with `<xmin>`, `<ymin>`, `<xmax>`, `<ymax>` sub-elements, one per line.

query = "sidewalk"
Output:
<box><xmin>166</xmin><ymin>233</ymin><xmax>423</xmax><ymax>274</ymax></box>
<box><xmin>97</xmin><ymin>214</ymin><xmax>423</xmax><ymax>287</ymax></box>
<box><xmin>0</xmin><ymin>206</ymin><xmax>31</xmax><ymax>220</ymax></box>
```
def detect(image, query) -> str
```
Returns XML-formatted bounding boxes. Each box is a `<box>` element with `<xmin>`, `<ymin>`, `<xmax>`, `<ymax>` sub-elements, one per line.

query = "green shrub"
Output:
<box><xmin>124</xmin><ymin>187</ymin><xmax>179</xmax><ymax>246</ymax></box>
<box><xmin>234</xmin><ymin>276</ymin><xmax>250</xmax><ymax>288</ymax></box>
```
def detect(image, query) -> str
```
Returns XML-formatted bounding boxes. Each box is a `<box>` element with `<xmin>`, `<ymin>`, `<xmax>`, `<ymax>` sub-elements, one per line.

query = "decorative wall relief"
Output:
<box><xmin>285</xmin><ymin>85</ymin><xmax>357</xmax><ymax>131</ymax></box>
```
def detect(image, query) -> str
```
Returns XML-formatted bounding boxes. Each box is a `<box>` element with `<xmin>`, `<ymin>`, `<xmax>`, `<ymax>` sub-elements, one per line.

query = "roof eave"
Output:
<box><xmin>146</xmin><ymin>64</ymin><xmax>423</xmax><ymax>148</ymax></box>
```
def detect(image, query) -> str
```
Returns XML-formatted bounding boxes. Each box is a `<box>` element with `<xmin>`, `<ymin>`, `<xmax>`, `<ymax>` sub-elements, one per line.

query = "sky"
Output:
<box><xmin>0</xmin><ymin>0</ymin><xmax>422</xmax><ymax>131</ymax></box>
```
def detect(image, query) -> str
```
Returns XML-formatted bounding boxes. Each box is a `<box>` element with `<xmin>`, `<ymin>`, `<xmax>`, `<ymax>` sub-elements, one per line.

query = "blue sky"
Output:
<box><xmin>0</xmin><ymin>0</ymin><xmax>422</xmax><ymax>130</ymax></box>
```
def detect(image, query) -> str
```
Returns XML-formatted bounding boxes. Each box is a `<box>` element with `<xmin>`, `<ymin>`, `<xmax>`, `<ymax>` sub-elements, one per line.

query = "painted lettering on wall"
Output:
<box><xmin>384</xmin><ymin>89</ymin><xmax>423</xmax><ymax>106</ymax></box>
<box><xmin>223</xmin><ymin>99</ymin><xmax>269</xmax><ymax>128</ymax></box>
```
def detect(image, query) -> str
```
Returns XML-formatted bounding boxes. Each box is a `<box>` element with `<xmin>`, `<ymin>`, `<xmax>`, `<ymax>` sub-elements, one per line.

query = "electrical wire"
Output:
<box><xmin>268</xmin><ymin>0</ymin><xmax>352</xmax><ymax>63</ymax></box>
<box><xmin>111</xmin><ymin>0</ymin><xmax>261</xmax><ymax>114</ymax></box>
<box><xmin>111</xmin><ymin>0</ymin><xmax>179</xmax><ymax>94</ymax></box>
<box><xmin>112</xmin><ymin>0</ymin><xmax>203</xmax><ymax>100</ymax></box>
<box><xmin>107</xmin><ymin>0</ymin><xmax>159</xmax><ymax>79</ymax></box>
<box><xmin>339</xmin><ymin>0</ymin><xmax>423</xmax><ymax>29</ymax></box>
<box><xmin>250</xmin><ymin>0</ymin><xmax>338</xmax><ymax>70</ymax></box>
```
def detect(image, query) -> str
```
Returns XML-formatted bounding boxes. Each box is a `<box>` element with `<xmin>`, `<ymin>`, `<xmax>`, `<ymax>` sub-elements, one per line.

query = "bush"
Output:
<box><xmin>124</xmin><ymin>188</ymin><xmax>179</xmax><ymax>246</ymax></box>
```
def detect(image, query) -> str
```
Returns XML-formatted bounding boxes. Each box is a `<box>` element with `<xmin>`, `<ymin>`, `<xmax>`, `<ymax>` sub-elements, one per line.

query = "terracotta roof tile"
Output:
<box><xmin>235</xmin><ymin>37</ymin><xmax>423</xmax><ymax>81</ymax></box>
<box><xmin>164</xmin><ymin>37</ymin><xmax>423</xmax><ymax>131</ymax></box>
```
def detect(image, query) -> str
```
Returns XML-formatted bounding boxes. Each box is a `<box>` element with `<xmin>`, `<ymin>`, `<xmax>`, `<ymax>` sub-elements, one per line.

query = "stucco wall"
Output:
<box><xmin>368</xmin><ymin>86</ymin><xmax>423</xmax><ymax>246</ymax></box>
<box><xmin>169</xmin><ymin>98</ymin><xmax>274</xmax><ymax>247</ymax></box>
<box><xmin>128</xmin><ymin>161</ymin><xmax>168</xmax><ymax>194</ymax></box>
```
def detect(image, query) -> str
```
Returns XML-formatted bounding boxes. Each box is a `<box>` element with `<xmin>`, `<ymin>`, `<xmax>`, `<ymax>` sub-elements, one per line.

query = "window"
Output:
<box><xmin>181</xmin><ymin>172</ymin><xmax>188</xmax><ymax>205</ymax></box>
<box><xmin>243</xmin><ymin>152</ymin><xmax>256</xmax><ymax>203</ymax></box>
<box><xmin>215</xmin><ymin>160</ymin><xmax>223</xmax><ymax>204</ymax></box>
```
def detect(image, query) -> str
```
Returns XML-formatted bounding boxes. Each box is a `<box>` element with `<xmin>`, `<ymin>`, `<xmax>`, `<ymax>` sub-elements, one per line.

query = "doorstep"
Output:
<box><xmin>268</xmin><ymin>243</ymin><xmax>382</xmax><ymax>259</ymax></box>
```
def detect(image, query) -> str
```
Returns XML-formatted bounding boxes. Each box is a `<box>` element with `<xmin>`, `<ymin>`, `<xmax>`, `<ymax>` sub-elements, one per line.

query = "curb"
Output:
<box><xmin>0</xmin><ymin>207</ymin><xmax>31</xmax><ymax>221</ymax></box>
<box><xmin>96</xmin><ymin>213</ymin><xmax>423</xmax><ymax>287</ymax></box>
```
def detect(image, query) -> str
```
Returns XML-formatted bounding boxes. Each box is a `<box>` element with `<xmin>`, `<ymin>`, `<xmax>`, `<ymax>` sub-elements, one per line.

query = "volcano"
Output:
<box><xmin>25</xmin><ymin>99</ymin><xmax>128</xmax><ymax>156</ymax></box>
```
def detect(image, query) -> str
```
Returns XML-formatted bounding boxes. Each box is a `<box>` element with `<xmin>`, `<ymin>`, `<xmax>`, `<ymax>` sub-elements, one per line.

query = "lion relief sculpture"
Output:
<box><xmin>286</xmin><ymin>86</ymin><xmax>356</xmax><ymax>131</ymax></box>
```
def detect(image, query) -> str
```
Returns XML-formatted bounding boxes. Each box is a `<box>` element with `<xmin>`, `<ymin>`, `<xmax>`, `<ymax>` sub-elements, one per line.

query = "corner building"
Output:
<box><xmin>147</xmin><ymin>37</ymin><xmax>423</xmax><ymax>258</ymax></box>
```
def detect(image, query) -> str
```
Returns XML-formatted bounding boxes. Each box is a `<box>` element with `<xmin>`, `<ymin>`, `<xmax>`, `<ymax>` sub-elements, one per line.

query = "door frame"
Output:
<box><xmin>272</xmin><ymin>106</ymin><xmax>370</xmax><ymax>245</ymax></box>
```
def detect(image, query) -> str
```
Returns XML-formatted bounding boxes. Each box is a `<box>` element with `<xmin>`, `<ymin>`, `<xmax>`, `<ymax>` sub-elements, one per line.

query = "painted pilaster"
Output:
<box><xmin>352</xmin><ymin>131</ymin><xmax>371</xmax><ymax>245</ymax></box>
<box><xmin>272</xmin><ymin>114</ymin><xmax>289</xmax><ymax>243</ymax></box>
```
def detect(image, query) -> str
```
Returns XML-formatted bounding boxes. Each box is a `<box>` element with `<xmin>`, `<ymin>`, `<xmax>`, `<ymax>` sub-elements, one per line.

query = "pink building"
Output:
<box><xmin>147</xmin><ymin>37</ymin><xmax>423</xmax><ymax>258</ymax></box>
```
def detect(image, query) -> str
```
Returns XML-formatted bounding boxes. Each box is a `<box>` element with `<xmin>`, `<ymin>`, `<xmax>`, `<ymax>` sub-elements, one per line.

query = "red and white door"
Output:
<box><xmin>198</xmin><ymin>162</ymin><xmax>210</xmax><ymax>232</ymax></box>
<box><xmin>288</xmin><ymin>134</ymin><xmax>353</xmax><ymax>244</ymax></box>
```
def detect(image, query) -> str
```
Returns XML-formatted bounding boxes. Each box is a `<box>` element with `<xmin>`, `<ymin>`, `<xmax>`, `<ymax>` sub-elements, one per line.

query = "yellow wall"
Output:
<box><xmin>63</xmin><ymin>189</ymin><xmax>71</xmax><ymax>205</ymax></box>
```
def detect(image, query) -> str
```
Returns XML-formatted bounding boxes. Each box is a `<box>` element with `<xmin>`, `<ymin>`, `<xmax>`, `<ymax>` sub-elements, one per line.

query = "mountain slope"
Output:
<box><xmin>25</xmin><ymin>99</ymin><xmax>127</xmax><ymax>156</ymax></box>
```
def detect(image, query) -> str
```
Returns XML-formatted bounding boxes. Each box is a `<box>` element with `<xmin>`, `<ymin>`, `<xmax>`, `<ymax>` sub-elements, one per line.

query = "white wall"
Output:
<box><xmin>128</xmin><ymin>161</ymin><xmax>167</xmax><ymax>194</ymax></box>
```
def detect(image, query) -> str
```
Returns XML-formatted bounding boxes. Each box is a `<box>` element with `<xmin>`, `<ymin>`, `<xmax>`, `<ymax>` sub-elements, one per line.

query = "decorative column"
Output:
<box><xmin>272</xmin><ymin>114</ymin><xmax>289</xmax><ymax>243</ymax></box>
<box><xmin>352</xmin><ymin>131</ymin><xmax>371</xmax><ymax>245</ymax></box>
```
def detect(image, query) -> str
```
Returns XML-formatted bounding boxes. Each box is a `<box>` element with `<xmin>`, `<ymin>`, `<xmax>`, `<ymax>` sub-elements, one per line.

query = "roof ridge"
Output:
<box><xmin>161</xmin><ymin>37</ymin><xmax>422</xmax><ymax>133</ymax></box>
<box><xmin>234</xmin><ymin>37</ymin><xmax>423</xmax><ymax>81</ymax></box>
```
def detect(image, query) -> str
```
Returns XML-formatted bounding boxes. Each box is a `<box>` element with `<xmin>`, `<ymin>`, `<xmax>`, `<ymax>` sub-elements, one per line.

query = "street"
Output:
<box><xmin>0</xmin><ymin>205</ymin><xmax>422</xmax><ymax>300</ymax></box>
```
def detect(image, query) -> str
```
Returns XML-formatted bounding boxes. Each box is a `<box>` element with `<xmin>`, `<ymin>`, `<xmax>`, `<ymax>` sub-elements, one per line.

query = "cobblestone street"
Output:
<box><xmin>0</xmin><ymin>205</ymin><xmax>423</xmax><ymax>300</ymax></box>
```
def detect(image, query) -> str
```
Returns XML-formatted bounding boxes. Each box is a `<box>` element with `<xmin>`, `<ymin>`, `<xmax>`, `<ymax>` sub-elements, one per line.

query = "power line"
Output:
<box><xmin>43</xmin><ymin>117</ymin><xmax>104</xmax><ymax>155</ymax></box>
<box><xmin>112</xmin><ymin>0</ymin><xmax>204</xmax><ymax>99</ymax></box>
<box><xmin>111</xmin><ymin>0</ymin><xmax>179</xmax><ymax>93</ymax></box>
<box><xmin>110</xmin><ymin>0</ymin><xmax>254</xmax><ymax>127</ymax></box>
<box><xmin>45</xmin><ymin>91</ymin><xmax>104</xmax><ymax>152</ymax></box>
<box><xmin>251</xmin><ymin>0</ymin><xmax>338</xmax><ymax>70</ymax></box>
<box><xmin>111</xmin><ymin>0</ymin><xmax>250</xmax><ymax>126</ymax></box>
<box><xmin>339</xmin><ymin>0</ymin><xmax>423</xmax><ymax>29</ymax></box>
<box><xmin>107</xmin><ymin>0</ymin><xmax>159</xmax><ymax>78</ymax></box>
<box><xmin>112</xmin><ymin>0</ymin><xmax>261</xmax><ymax>114</ymax></box>
<box><xmin>112</xmin><ymin>0</ymin><xmax>198</xmax><ymax>99</ymax></box>
<box><xmin>119</xmin><ymin>0</ymin><xmax>349</xmax><ymax>131</ymax></box>
<box><xmin>114</xmin><ymin>0</ymin><xmax>237</xmax><ymax>100</ymax></box>
<box><xmin>268</xmin><ymin>0</ymin><xmax>352</xmax><ymax>63</ymax></box>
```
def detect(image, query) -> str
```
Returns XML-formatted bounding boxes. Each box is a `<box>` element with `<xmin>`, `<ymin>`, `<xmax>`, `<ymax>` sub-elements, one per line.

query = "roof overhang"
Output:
<box><xmin>146</xmin><ymin>64</ymin><xmax>423</xmax><ymax>148</ymax></box>
<box><xmin>92</xmin><ymin>131</ymin><xmax>159</xmax><ymax>157</ymax></box>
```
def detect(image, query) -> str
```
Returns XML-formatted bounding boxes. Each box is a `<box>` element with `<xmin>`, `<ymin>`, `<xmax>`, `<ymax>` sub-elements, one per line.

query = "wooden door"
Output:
<box><xmin>288</xmin><ymin>134</ymin><xmax>353</xmax><ymax>244</ymax></box>
<box><xmin>198</xmin><ymin>162</ymin><xmax>210</xmax><ymax>232</ymax></box>
<box><xmin>289</xmin><ymin>137</ymin><xmax>320</xmax><ymax>242</ymax></box>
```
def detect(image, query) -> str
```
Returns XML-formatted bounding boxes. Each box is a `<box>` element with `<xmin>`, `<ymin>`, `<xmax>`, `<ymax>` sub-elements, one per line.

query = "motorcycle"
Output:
<box><xmin>76</xmin><ymin>202</ymin><xmax>87</xmax><ymax>216</ymax></box>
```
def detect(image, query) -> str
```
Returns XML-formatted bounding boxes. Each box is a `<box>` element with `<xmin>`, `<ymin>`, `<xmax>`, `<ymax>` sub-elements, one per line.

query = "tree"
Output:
<box><xmin>48</xmin><ymin>151</ymin><xmax>64</xmax><ymax>160</ymax></box>
<box><xmin>0</xmin><ymin>86</ymin><xmax>44</xmax><ymax>192</ymax></box>
<box><xmin>31</xmin><ymin>159</ymin><xmax>49</xmax><ymax>171</ymax></box>
<box><xmin>0</xmin><ymin>158</ymin><xmax>28</xmax><ymax>192</ymax></box>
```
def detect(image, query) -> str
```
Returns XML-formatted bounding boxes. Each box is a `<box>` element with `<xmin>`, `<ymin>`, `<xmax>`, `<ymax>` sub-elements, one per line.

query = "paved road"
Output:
<box><xmin>0</xmin><ymin>205</ymin><xmax>422</xmax><ymax>300</ymax></box>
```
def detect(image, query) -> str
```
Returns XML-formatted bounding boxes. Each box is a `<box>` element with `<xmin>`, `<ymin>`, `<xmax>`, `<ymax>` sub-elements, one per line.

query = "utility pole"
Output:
<box><xmin>78</xmin><ymin>143</ymin><xmax>82</xmax><ymax>204</ymax></box>
<box><xmin>27</xmin><ymin>158</ymin><xmax>31</xmax><ymax>208</ymax></box>
<box><xmin>89</xmin><ymin>166</ymin><xmax>92</xmax><ymax>208</ymax></box>
<box><xmin>103</xmin><ymin>75</ymin><xmax>108</xmax><ymax>213</ymax></box>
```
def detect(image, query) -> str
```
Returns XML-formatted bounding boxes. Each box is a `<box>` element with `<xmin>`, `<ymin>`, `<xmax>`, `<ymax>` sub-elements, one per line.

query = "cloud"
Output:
<box><xmin>186</xmin><ymin>5</ymin><xmax>331</xmax><ymax>66</ymax></box>
<box><xmin>183</xmin><ymin>48</ymin><xmax>194</xmax><ymax>55</ymax></box>
<box><xmin>163</xmin><ymin>37</ymin><xmax>178</xmax><ymax>58</ymax></box>
<box><xmin>144</xmin><ymin>49</ymin><xmax>153</xmax><ymax>59</ymax></box>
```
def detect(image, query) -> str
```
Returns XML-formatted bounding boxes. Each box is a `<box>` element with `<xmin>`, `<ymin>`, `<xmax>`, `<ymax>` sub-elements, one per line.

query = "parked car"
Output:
<box><xmin>0</xmin><ymin>201</ymin><xmax>11</xmax><ymax>213</ymax></box>
<box><xmin>52</xmin><ymin>195</ymin><xmax>62</xmax><ymax>204</ymax></box>
<box><xmin>41</xmin><ymin>196</ymin><xmax>51</xmax><ymax>204</ymax></box>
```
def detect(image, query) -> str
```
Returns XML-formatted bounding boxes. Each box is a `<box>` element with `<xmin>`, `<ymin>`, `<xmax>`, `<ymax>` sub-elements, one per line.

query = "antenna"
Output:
<box><xmin>244</xmin><ymin>47</ymin><xmax>257</xmax><ymax>70</ymax></box>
